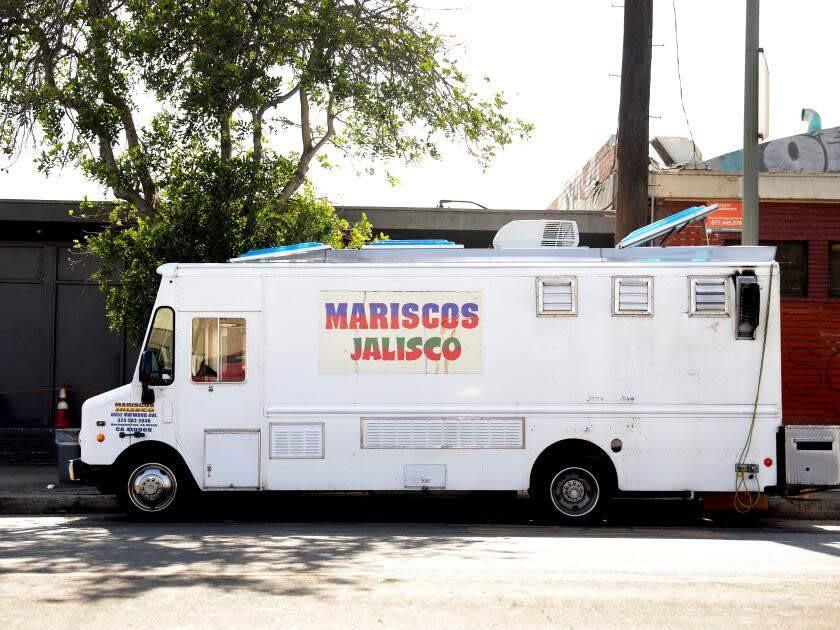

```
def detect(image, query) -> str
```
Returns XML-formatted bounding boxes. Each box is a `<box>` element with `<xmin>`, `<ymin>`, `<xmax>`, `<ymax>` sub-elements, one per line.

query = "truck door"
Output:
<box><xmin>178</xmin><ymin>312</ymin><xmax>262</xmax><ymax>489</ymax></box>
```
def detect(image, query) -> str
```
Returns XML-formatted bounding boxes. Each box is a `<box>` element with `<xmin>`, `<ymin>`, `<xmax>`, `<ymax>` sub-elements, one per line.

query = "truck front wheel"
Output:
<box><xmin>118</xmin><ymin>457</ymin><xmax>189</xmax><ymax>518</ymax></box>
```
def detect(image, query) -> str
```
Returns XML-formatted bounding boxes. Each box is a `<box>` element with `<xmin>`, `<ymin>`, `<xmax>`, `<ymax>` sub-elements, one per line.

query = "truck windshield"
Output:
<box><xmin>144</xmin><ymin>307</ymin><xmax>175</xmax><ymax>386</ymax></box>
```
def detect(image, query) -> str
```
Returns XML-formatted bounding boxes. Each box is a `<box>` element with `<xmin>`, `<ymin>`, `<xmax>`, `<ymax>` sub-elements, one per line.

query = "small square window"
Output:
<box><xmin>830</xmin><ymin>243</ymin><xmax>840</xmax><ymax>298</ymax></box>
<box><xmin>760</xmin><ymin>240</ymin><xmax>807</xmax><ymax>297</ymax></box>
<box><xmin>689</xmin><ymin>277</ymin><xmax>729</xmax><ymax>317</ymax></box>
<box><xmin>613</xmin><ymin>277</ymin><xmax>652</xmax><ymax>316</ymax></box>
<box><xmin>537</xmin><ymin>277</ymin><xmax>577</xmax><ymax>316</ymax></box>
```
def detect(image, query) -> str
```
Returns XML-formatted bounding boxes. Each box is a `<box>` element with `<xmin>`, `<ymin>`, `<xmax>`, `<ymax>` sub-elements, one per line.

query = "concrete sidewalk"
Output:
<box><xmin>1</xmin><ymin>464</ymin><xmax>839</xmax><ymax>518</ymax></box>
<box><xmin>0</xmin><ymin>465</ymin><xmax>118</xmax><ymax>514</ymax></box>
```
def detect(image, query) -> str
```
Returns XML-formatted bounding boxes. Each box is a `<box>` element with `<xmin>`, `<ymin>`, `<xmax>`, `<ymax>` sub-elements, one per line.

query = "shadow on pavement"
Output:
<box><xmin>0</xmin><ymin>493</ymin><xmax>838</xmax><ymax>607</ymax></box>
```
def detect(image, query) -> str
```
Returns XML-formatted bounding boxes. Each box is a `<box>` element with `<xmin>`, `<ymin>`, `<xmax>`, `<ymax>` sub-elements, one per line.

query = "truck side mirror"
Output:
<box><xmin>139</xmin><ymin>351</ymin><xmax>154</xmax><ymax>383</ymax></box>
<box><xmin>139</xmin><ymin>351</ymin><xmax>156</xmax><ymax>404</ymax></box>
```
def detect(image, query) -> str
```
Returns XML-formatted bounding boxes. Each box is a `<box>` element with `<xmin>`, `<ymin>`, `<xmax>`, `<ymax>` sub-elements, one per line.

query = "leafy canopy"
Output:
<box><xmin>1</xmin><ymin>0</ymin><xmax>531</xmax><ymax>343</ymax></box>
<box><xmin>85</xmin><ymin>150</ymin><xmax>375</xmax><ymax>343</ymax></box>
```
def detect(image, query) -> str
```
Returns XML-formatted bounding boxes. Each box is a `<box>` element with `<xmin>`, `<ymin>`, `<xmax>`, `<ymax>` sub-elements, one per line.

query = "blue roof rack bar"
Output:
<box><xmin>229</xmin><ymin>242</ymin><xmax>331</xmax><ymax>262</ymax></box>
<box><xmin>616</xmin><ymin>204</ymin><xmax>719</xmax><ymax>249</ymax></box>
<box><xmin>362</xmin><ymin>239</ymin><xmax>463</xmax><ymax>249</ymax></box>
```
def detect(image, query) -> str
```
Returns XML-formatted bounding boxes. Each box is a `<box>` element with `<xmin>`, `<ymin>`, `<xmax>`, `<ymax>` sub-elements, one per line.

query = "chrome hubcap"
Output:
<box><xmin>549</xmin><ymin>467</ymin><xmax>600</xmax><ymax>517</ymax></box>
<box><xmin>128</xmin><ymin>463</ymin><xmax>177</xmax><ymax>512</ymax></box>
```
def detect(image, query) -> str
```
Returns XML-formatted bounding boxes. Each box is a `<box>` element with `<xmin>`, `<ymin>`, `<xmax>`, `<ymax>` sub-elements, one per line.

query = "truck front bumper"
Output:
<box><xmin>68</xmin><ymin>458</ymin><xmax>110</xmax><ymax>487</ymax></box>
<box><xmin>68</xmin><ymin>458</ymin><xmax>84</xmax><ymax>482</ymax></box>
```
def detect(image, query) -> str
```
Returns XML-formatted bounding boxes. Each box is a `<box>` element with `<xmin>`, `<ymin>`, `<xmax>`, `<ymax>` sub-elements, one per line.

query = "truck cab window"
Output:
<box><xmin>191</xmin><ymin>317</ymin><xmax>246</xmax><ymax>383</ymax></box>
<box><xmin>144</xmin><ymin>307</ymin><xmax>175</xmax><ymax>386</ymax></box>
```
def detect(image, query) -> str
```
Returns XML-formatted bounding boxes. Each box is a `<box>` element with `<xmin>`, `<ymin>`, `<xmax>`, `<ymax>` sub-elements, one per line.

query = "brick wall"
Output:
<box><xmin>655</xmin><ymin>198</ymin><xmax>840</xmax><ymax>424</ymax></box>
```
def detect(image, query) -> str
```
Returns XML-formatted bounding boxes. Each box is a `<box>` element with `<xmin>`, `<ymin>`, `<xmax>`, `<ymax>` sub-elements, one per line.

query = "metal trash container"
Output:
<box><xmin>55</xmin><ymin>428</ymin><xmax>81</xmax><ymax>483</ymax></box>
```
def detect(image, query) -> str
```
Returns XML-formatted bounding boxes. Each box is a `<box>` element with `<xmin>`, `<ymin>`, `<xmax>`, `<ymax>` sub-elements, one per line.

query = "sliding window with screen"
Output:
<box><xmin>191</xmin><ymin>317</ymin><xmax>247</xmax><ymax>382</ymax></box>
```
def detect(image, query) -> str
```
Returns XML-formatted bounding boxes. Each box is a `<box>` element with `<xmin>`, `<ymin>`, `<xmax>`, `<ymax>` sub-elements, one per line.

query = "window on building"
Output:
<box><xmin>830</xmin><ymin>244</ymin><xmax>840</xmax><ymax>297</ymax></box>
<box><xmin>761</xmin><ymin>241</ymin><xmax>807</xmax><ymax>297</ymax></box>
<box><xmin>143</xmin><ymin>307</ymin><xmax>175</xmax><ymax>386</ymax></box>
<box><xmin>191</xmin><ymin>317</ymin><xmax>246</xmax><ymax>382</ymax></box>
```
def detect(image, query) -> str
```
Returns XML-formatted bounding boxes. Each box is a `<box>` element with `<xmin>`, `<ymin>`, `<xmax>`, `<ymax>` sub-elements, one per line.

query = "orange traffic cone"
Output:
<box><xmin>54</xmin><ymin>385</ymin><xmax>70</xmax><ymax>428</ymax></box>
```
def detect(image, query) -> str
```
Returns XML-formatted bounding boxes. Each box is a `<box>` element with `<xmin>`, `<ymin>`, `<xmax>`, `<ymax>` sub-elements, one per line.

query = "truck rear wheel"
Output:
<box><xmin>536</xmin><ymin>460</ymin><xmax>610</xmax><ymax>523</ymax></box>
<box><xmin>117</xmin><ymin>456</ymin><xmax>191</xmax><ymax>519</ymax></box>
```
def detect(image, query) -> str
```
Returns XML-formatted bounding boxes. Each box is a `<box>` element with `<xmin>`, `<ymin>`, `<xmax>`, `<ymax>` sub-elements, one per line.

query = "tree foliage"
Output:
<box><xmin>0</xmin><ymin>0</ymin><xmax>531</xmax><ymax>343</ymax></box>
<box><xmin>85</xmin><ymin>149</ymin><xmax>374</xmax><ymax>342</ymax></box>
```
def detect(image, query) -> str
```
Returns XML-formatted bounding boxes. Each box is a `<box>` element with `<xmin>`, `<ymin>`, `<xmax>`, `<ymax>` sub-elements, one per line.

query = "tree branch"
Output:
<box><xmin>299</xmin><ymin>89</ymin><xmax>313</xmax><ymax>153</ymax></box>
<box><xmin>251</xmin><ymin>109</ymin><xmax>264</xmax><ymax>164</ymax></box>
<box><xmin>280</xmin><ymin>92</ymin><xmax>335</xmax><ymax>198</ymax></box>
<box><xmin>86</xmin><ymin>0</ymin><xmax>156</xmax><ymax>213</ymax></box>
<box><xmin>106</xmin><ymin>93</ymin><xmax>157</xmax><ymax>206</ymax></box>
<box><xmin>98</xmin><ymin>139</ymin><xmax>149</xmax><ymax>215</ymax></box>
<box><xmin>265</xmin><ymin>84</ymin><xmax>300</xmax><ymax>110</ymax></box>
<box><xmin>220</xmin><ymin>111</ymin><xmax>232</xmax><ymax>160</ymax></box>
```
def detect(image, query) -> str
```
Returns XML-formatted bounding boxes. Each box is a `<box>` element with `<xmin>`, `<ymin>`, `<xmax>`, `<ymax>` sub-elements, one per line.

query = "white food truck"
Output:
<box><xmin>71</xmin><ymin>206</ymin><xmax>840</xmax><ymax>520</ymax></box>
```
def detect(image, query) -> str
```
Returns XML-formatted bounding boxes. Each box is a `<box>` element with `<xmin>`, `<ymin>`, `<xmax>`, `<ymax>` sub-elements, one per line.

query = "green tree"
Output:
<box><xmin>1</xmin><ymin>0</ymin><xmax>531</xmax><ymax>342</ymax></box>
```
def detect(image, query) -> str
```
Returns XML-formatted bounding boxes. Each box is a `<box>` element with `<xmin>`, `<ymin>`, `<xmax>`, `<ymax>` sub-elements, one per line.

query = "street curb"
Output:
<box><xmin>0</xmin><ymin>494</ymin><xmax>119</xmax><ymax>514</ymax></box>
<box><xmin>1</xmin><ymin>493</ymin><xmax>839</xmax><ymax>519</ymax></box>
<box><xmin>767</xmin><ymin>496</ymin><xmax>840</xmax><ymax>520</ymax></box>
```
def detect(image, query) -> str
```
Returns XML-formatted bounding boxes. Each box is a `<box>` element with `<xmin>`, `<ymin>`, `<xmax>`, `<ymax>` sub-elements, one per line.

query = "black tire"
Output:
<box><xmin>535</xmin><ymin>458</ymin><xmax>611</xmax><ymax>523</ymax></box>
<box><xmin>116</xmin><ymin>453</ymin><xmax>194</xmax><ymax>520</ymax></box>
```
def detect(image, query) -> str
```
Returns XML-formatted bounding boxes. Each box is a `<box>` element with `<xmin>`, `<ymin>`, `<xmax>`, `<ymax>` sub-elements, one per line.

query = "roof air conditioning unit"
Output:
<box><xmin>493</xmin><ymin>220</ymin><xmax>580</xmax><ymax>249</ymax></box>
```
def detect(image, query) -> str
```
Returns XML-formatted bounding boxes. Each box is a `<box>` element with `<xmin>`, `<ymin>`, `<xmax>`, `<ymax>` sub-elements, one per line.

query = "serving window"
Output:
<box><xmin>191</xmin><ymin>317</ymin><xmax>246</xmax><ymax>383</ymax></box>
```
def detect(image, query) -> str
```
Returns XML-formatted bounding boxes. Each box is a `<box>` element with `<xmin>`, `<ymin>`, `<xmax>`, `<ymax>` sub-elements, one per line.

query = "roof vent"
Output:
<box><xmin>493</xmin><ymin>220</ymin><xmax>579</xmax><ymax>249</ymax></box>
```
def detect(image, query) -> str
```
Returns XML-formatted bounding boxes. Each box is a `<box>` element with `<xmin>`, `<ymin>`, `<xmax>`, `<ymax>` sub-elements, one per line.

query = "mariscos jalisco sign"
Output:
<box><xmin>319</xmin><ymin>291</ymin><xmax>482</xmax><ymax>374</ymax></box>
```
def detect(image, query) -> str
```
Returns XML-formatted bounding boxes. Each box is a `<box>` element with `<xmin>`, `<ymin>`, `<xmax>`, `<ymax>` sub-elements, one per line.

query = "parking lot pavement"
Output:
<box><xmin>1</xmin><ymin>515</ymin><xmax>839</xmax><ymax>629</ymax></box>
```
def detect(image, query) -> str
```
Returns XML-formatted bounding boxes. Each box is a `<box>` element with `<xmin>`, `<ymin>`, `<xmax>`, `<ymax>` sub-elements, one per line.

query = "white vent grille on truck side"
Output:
<box><xmin>270</xmin><ymin>423</ymin><xmax>324</xmax><ymax>458</ymax></box>
<box><xmin>613</xmin><ymin>277</ymin><xmax>653</xmax><ymax>316</ymax></box>
<box><xmin>362</xmin><ymin>418</ymin><xmax>524</xmax><ymax>449</ymax></box>
<box><xmin>690</xmin><ymin>278</ymin><xmax>729</xmax><ymax>316</ymax></box>
<box><xmin>493</xmin><ymin>220</ymin><xmax>579</xmax><ymax>249</ymax></box>
<box><xmin>537</xmin><ymin>277</ymin><xmax>577</xmax><ymax>316</ymax></box>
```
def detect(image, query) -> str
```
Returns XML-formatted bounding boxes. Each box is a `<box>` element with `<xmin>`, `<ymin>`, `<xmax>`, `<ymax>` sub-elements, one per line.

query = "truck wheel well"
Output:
<box><xmin>529</xmin><ymin>439</ymin><xmax>617</xmax><ymax>494</ymax></box>
<box><xmin>103</xmin><ymin>441</ymin><xmax>194</xmax><ymax>493</ymax></box>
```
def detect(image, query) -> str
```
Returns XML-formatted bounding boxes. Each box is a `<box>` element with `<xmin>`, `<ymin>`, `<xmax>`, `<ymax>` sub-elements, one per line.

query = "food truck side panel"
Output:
<box><xmin>256</xmin><ymin>263</ymin><xmax>780</xmax><ymax>493</ymax></box>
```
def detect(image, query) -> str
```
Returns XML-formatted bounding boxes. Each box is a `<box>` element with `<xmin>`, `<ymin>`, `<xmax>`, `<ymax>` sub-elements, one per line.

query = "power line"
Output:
<box><xmin>671</xmin><ymin>0</ymin><xmax>699</xmax><ymax>163</ymax></box>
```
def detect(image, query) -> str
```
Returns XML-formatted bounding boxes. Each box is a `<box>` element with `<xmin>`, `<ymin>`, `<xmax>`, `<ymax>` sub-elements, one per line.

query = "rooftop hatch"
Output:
<box><xmin>362</xmin><ymin>239</ymin><xmax>463</xmax><ymax>249</ymax></box>
<box><xmin>616</xmin><ymin>204</ymin><xmax>719</xmax><ymax>249</ymax></box>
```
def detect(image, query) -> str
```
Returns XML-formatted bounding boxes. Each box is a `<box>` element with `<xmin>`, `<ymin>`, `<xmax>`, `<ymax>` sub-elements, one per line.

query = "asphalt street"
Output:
<box><xmin>1</xmin><ymin>497</ymin><xmax>839</xmax><ymax>629</ymax></box>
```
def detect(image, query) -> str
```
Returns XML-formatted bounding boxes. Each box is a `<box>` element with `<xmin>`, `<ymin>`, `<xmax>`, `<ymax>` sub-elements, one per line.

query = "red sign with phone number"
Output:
<box><xmin>706</xmin><ymin>201</ymin><xmax>742</xmax><ymax>229</ymax></box>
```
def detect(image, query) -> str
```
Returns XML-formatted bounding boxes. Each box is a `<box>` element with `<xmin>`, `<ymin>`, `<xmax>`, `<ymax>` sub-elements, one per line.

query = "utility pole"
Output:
<box><xmin>615</xmin><ymin>0</ymin><xmax>653</xmax><ymax>245</ymax></box>
<box><xmin>741</xmin><ymin>0</ymin><xmax>760</xmax><ymax>246</ymax></box>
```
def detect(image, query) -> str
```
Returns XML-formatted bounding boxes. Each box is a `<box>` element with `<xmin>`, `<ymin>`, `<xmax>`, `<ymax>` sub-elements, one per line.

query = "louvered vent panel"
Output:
<box><xmin>693</xmin><ymin>279</ymin><xmax>727</xmax><ymax>314</ymax></box>
<box><xmin>270</xmin><ymin>423</ymin><xmax>323</xmax><ymax>458</ymax></box>
<box><xmin>617</xmin><ymin>279</ymin><xmax>651</xmax><ymax>313</ymax></box>
<box><xmin>541</xmin><ymin>281</ymin><xmax>574</xmax><ymax>313</ymax></box>
<box><xmin>540</xmin><ymin>221</ymin><xmax>580</xmax><ymax>248</ymax></box>
<box><xmin>363</xmin><ymin>418</ymin><xmax>523</xmax><ymax>449</ymax></box>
